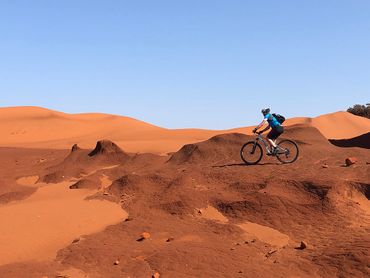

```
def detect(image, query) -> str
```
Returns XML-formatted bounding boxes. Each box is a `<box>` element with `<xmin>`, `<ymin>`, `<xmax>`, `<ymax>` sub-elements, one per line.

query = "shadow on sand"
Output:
<box><xmin>213</xmin><ymin>162</ymin><xmax>281</xmax><ymax>168</ymax></box>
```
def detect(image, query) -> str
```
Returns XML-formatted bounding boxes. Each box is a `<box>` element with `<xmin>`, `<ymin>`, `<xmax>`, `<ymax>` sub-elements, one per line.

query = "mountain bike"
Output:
<box><xmin>240</xmin><ymin>132</ymin><xmax>299</xmax><ymax>165</ymax></box>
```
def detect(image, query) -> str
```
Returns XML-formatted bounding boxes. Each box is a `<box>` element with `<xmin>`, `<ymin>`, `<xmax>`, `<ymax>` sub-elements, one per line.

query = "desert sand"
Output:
<box><xmin>1</xmin><ymin>106</ymin><xmax>369</xmax><ymax>154</ymax></box>
<box><xmin>0</xmin><ymin>107</ymin><xmax>369</xmax><ymax>278</ymax></box>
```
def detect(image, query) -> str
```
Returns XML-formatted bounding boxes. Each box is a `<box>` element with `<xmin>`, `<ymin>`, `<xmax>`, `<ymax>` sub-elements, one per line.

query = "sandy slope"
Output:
<box><xmin>0</xmin><ymin>107</ymin><xmax>369</xmax><ymax>154</ymax></box>
<box><xmin>0</xmin><ymin>124</ymin><xmax>368</xmax><ymax>277</ymax></box>
<box><xmin>0</xmin><ymin>179</ymin><xmax>127</xmax><ymax>266</ymax></box>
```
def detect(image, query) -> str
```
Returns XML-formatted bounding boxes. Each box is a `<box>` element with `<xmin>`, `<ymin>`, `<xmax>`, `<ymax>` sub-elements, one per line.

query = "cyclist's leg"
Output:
<box><xmin>266</xmin><ymin>130</ymin><xmax>277</xmax><ymax>153</ymax></box>
<box><xmin>267</xmin><ymin>130</ymin><xmax>278</xmax><ymax>148</ymax></box>
<box><xmin>272</xmin><ymin>126</ymin><xmax>284</xmax><ymax>153</ymax></box>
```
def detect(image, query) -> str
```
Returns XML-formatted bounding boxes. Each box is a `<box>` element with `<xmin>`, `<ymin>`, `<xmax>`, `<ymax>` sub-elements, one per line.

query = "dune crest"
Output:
<box><xmin>0</xmin><ymin>106</ymin><xmax>369</xmax><ymax>153</ymax></box>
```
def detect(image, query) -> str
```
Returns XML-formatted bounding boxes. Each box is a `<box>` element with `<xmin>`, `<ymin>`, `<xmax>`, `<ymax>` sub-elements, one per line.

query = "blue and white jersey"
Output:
<box><xmin>264</xmin><ymin>113</ymin><xmax>281</xmax><ymax>128</ymax></box>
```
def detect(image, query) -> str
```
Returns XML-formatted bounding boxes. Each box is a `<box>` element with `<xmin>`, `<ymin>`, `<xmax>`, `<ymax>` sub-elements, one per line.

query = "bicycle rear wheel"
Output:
<box><xmin>240</xmin><ymin>141</ymin><xmax>263</xmax><ymax>165</ymax></box>
<box><xmin>276</xmin><ymin>140</ymin><xmax>299</xmax><ymax>164</ymax></box>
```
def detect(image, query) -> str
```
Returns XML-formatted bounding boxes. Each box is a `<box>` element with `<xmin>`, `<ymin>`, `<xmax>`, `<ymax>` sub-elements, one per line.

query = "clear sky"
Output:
<box><xmin>1</xmin><ymin>0</ymin><xmax>369</xmax><ymax>129</ymax></box>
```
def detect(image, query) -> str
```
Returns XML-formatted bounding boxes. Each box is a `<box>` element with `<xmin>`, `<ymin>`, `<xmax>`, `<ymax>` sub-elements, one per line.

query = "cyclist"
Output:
<box><xmin>253</xmin><ymin>108</ymin><xmax>284</xmax><ymax>155</ymax></box>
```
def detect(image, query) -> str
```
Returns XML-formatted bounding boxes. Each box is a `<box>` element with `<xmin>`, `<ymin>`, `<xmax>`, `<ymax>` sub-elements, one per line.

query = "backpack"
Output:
<box><xmin>272</xmin><ymin>113</ymin><xmax>285</xmax><ymax>124</ymax></box>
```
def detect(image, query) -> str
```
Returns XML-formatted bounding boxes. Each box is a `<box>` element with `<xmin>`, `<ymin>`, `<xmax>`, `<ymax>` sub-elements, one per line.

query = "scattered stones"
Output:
<box><xmin>345</xmin><ymin>157</ymin><xmax>358</xmax><ymax>167</ymax></box>
<box><xmin>114</xmin><ymin>260</ymin><xmax>120</xmax><ymax>265</ymax></box>
<box><xmin>137</xmin><ymin>232</ymin><xmax>151</xmax><ymax>242</ymax></box>
<box><xmin>152</xmin><ymin>272</ymin><xmax>160</xmax><ymax>278</ymax></box>
<box><xmin>295</xmin><ymin>241</ymin><xmax>308</xmax><ymax>250</ymax></box>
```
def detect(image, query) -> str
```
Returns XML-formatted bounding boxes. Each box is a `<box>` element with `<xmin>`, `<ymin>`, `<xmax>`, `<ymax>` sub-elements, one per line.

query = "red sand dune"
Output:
<box><xmin>1</xmin><ymin>106</ymin><xmax>369</xmax><ymax>154</ymax></box>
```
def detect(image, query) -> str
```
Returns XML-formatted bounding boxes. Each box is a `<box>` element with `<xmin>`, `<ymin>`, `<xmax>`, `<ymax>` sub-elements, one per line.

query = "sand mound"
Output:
<box><xmin>89</xmin><ymin>140</ymin><xmax>127</xmax><ymax>157</ymax></box>
<box><xmin>312</xmin><ymin>111</ymin><xmax>370</xmax><ymax>139</ymax></box>
<box><xmin>282</xmin><ymin>124</ymin><xmax>329</xmax><ymax>144</ymax></box>
<box><xmin>40</xmin><ymin>140</ymin><xmax>129</xmax><ymax>183</ymax></box>
<box><xmin>168</xmin><ymin>125</ymin><xmax>335</xmax><ymax>165</ymax></box>
<box><xmin>168</xmin><ymin>133</ymin><xmax>249</xmax><ymax>165</ymax></box>
<box><xmin>329</xmin><ymin>132</ymin><xmax>370</xmax><ymax>149</ymax></box>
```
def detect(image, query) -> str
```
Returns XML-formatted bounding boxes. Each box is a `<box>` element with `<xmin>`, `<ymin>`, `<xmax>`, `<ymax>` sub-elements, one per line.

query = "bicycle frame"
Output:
<box><xmin>255</xmin><ymin>133</ymin><xmax>271</xmax><ymax>152</ymax></box>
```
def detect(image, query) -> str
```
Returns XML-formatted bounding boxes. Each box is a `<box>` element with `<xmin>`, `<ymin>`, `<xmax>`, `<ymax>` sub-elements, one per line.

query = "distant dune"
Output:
<box><xmin>0</xmin><ymin>106</ymin><xmax>369</xmax><ymax>154</ymax></box>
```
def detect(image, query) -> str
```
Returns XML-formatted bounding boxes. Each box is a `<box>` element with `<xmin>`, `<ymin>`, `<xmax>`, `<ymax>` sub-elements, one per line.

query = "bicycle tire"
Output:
<box><xmin>276</xmin><ymin>139</ymin><xmax>299</xmax><ymax>164</ymax></box>
<box><xmin>240</xmin><ymin>141</ymin><xmax>263</xmax><ymax>165</ymax></box>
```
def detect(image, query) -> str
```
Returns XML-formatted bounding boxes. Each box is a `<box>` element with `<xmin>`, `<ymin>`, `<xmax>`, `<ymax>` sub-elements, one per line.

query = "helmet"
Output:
<box><xmin>261</xmin><ymin>108</ymin><xmax>270</xmax><ymax>115</ymax></box>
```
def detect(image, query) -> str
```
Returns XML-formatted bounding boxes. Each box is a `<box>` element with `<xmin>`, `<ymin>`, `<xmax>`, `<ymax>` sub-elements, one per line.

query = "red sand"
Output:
<box><xmin>0</xmin><ymin>107</ymin><xmax>369</xmax><ymax>277</ymax></box>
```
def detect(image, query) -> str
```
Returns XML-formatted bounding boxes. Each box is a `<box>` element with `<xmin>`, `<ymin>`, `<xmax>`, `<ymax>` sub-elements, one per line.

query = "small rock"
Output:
<box><xmin>72</xmin><ymin>237</ymin><xmax>81</xmax><ymax>244</ymax></box>
<box><xmin>345</xmin><ymin>157</ymin><xmax>358</xmax><ymax>167</ymax></box>
<box><xmin>244</xmin><ymin>241</ymin><xmax>249</xmax><ymax>244</ymax></box>
<box><xmin>141</xmin><ymin>232</ymin><xmax>151</xmax><ymax>239</ymax></box>
<box><xmin>296</xmin><ymin>241</ymin><xmax>308</xmax><ymax>250</ymax></box>
<box><xmin>230</xmin><ymin>248</ymin><xmax>235</xmax><ymax>251</ymax></box>
<box><xmin>322</xmin><ymin>164</ymin><xmax>329</xmax><ymax>168</ymax></box>
<box><xmin>152</xmin><ymin>272</ymin><xmax>160</xmax><ymax>278</ymax></box>
<box><xmin>238</xmin><ymin>270</ymin><xmax>243</xmax><ymax>273</ymax></box>
<box><xmin>103</xmin><ymin>192</ymin><xmax>109</xmax><ymax>196</ymax></box>
<box><xmin>124</xmin><ymin>217</ymin><xmax>133</xmax><ymax>222</ymax></box>
<box><xmin>166</xmin><ymin>237</ymin><xmax>175</xmax><ymax>243</ymax></box>
<box><xmin>114</xmin><ymin>260</ymin><xmax>120</xmax><ymax>265</ymax></box>
<box><xmin>137</xmin><ymin>232</ymin><xmax>151</xmax><ymax>241</ymax></box>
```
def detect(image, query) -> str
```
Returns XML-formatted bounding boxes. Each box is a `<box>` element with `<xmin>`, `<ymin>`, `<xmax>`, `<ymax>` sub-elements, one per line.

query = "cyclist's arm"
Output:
<box><xmin>254</xmin><ymin>119</ymin><xmax>268</xmax><ymax>131</ymax></box>
<box><xmin>259</xmin><ymin>125</ymin><xmax>270</xmax><ymax>133</ymax></box>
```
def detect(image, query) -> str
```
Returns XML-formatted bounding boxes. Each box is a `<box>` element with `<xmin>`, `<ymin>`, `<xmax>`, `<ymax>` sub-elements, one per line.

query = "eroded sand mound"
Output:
<box><xmin>40</xmin><ymin>140</ymin><xmax>129</xmax><ymax>183</ymax></box>
<box><xmin>168</xmin><ymin>133</ymin><xmax>249</xmax><ymax>165</ymax></box>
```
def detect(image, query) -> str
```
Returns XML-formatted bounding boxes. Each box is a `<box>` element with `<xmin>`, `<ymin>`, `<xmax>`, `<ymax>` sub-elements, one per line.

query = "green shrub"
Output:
<box><xmin>347</xmin><ymin>103</ymin><xmax>370</xmax><ymax>119</ymax></box>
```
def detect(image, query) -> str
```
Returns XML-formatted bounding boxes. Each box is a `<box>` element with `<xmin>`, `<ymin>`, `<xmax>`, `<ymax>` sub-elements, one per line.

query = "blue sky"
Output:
<box><xmin>1</xmin><ymin>0</ymin><xmax>369</xmax><ymax>129</ymax></box>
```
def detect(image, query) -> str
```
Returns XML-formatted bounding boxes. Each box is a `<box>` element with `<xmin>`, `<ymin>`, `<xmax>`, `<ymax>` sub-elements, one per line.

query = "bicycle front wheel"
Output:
<box><xmin>240</xmin><ymin>141</ymin><xmax>263</xmax><ymax>165</ymax></box>
<box><xmin>276</xmin><ymin>140</ymin><xmax>299</xmax><ymax>164</ymax></box>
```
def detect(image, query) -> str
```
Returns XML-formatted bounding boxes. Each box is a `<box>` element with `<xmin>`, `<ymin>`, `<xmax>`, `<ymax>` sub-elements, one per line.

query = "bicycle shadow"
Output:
<box><xmin>213</xmin><ymin>162</ymin><xmax>281</xmax><ymax>168</ymax></box>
